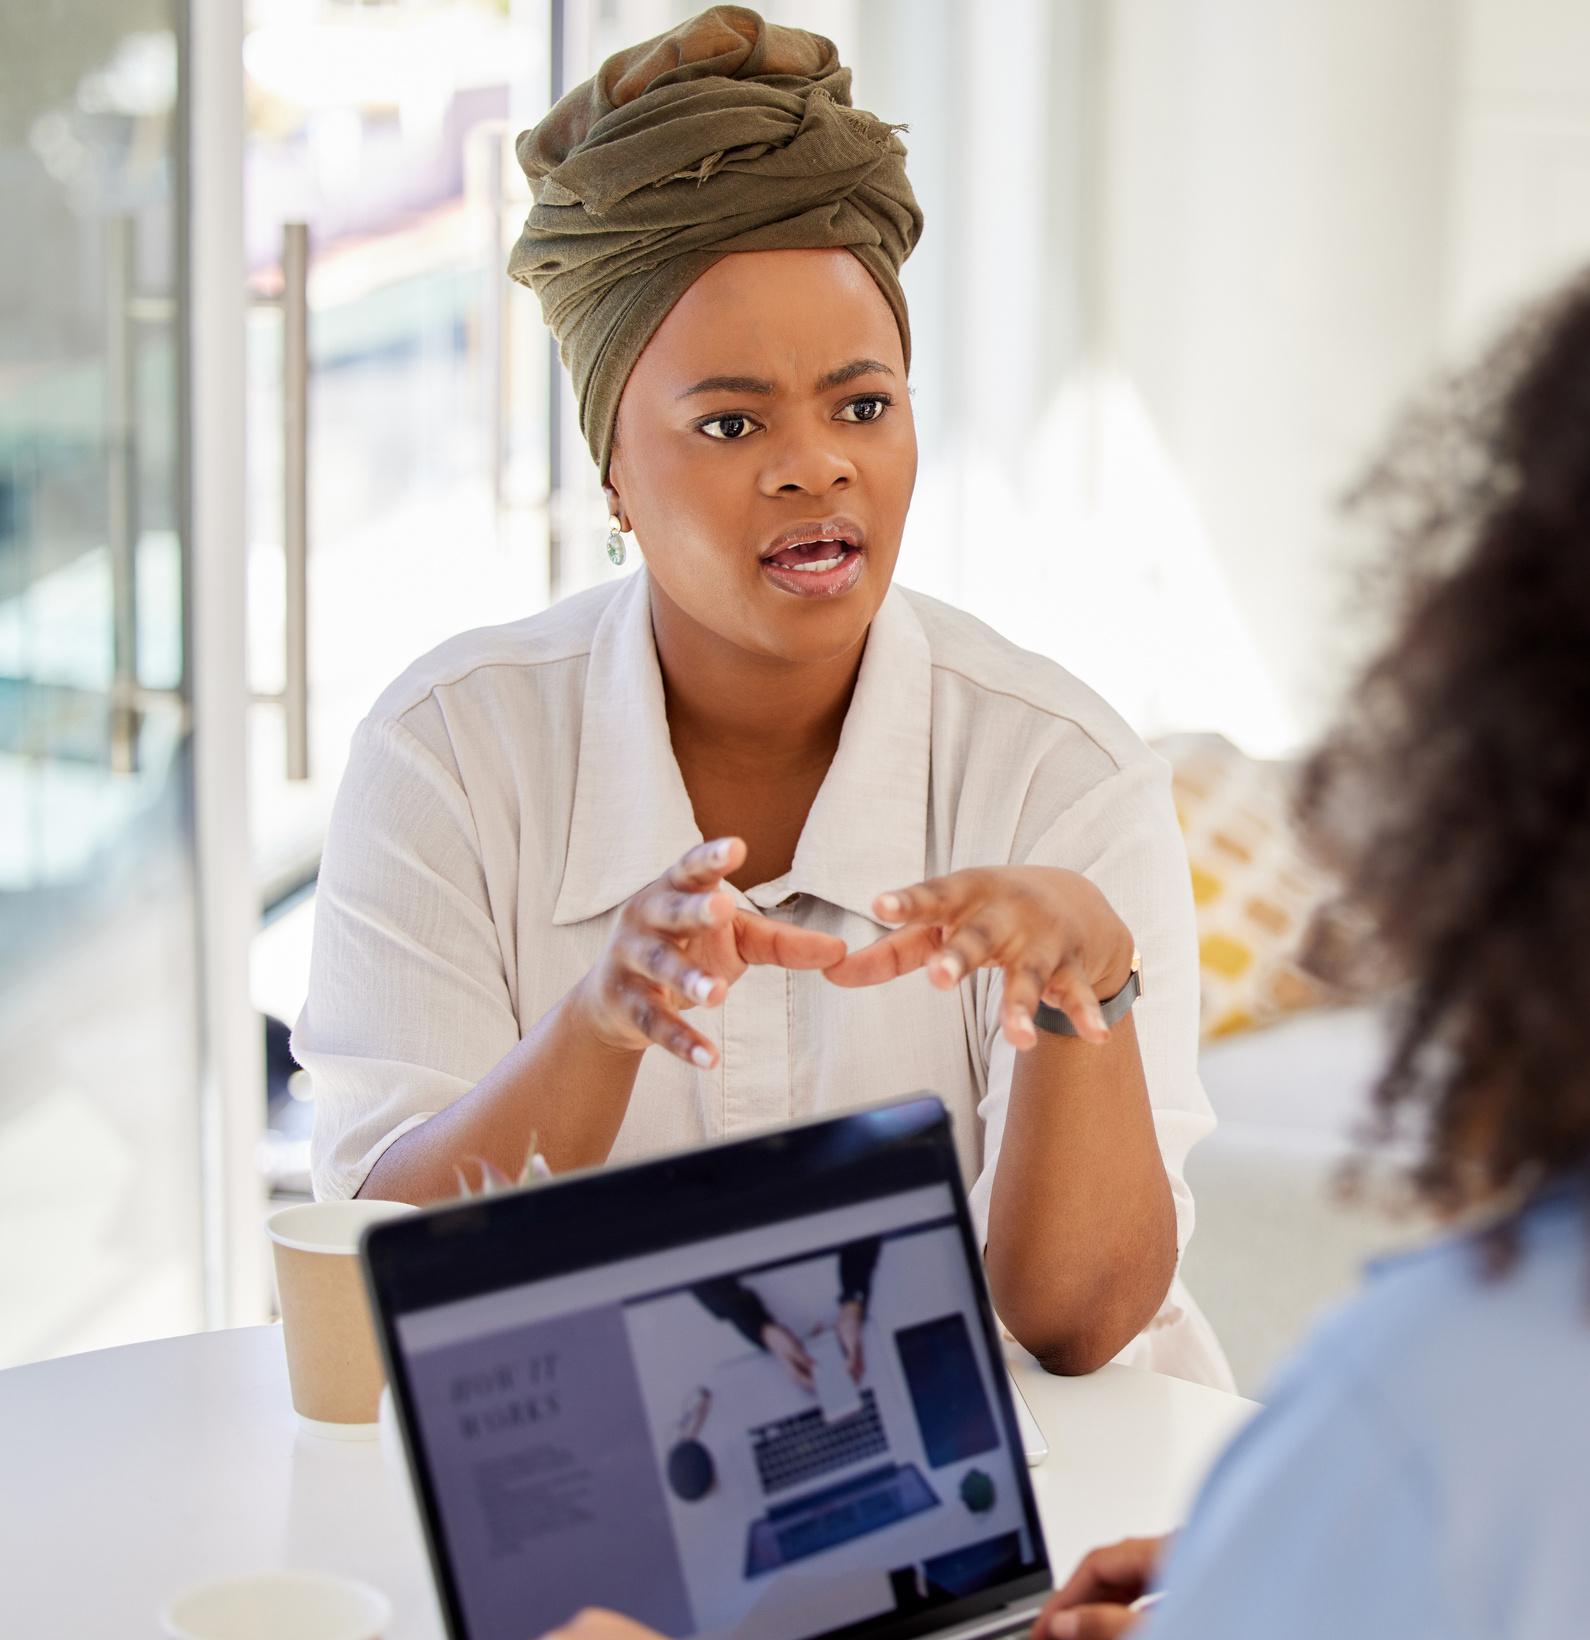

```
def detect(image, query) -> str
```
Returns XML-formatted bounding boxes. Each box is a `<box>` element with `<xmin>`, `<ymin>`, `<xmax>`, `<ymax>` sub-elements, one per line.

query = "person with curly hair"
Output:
<box><xmin>518</xmin><ymin>261</ymin><xmax>1590</xmax><ymax>1640</ymax></box>
<box><xmin>1018</xmin><ymin>271</ymin><xmax>1590</xmax><ymax>1637</ymax></box>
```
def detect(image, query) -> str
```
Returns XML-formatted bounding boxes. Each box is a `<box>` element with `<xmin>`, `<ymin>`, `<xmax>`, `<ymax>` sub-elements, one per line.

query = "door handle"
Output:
<box><xmin>107</xmin><ymin>214</ymin><xmax>140</xmax><ymax>775</ymax></box>
<box><xmin>281</xmin><ymin>222</ymin><xmax>309</xmax><ymax>781</ymax></box>
<box><xmin>475</xmin><ymin>125</ymin><xmax>508</xmax><ymax>516</ymax></box>
<box><xmin>251</xmin><ymin>222</ymin><xmax>310</xmax><ymax>781</ymax></box>
<box><xmin>106</xmin><ymin>212</ymin><xmax>183</xmax><ymax>775</ymax></box>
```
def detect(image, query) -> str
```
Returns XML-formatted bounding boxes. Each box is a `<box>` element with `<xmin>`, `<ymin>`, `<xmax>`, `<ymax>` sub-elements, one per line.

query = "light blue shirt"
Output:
<box><xmin>1148</xmin><ymin>1185</ymin><xmax>1590</xmax><ymax>1639</ymax></box>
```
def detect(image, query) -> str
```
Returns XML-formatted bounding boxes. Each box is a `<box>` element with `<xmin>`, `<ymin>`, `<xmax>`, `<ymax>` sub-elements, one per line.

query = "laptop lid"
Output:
<box><xmin>363</xmin><ymin>1097</ymin><xmax>1052</xmax><ymax>1640</ymax></box>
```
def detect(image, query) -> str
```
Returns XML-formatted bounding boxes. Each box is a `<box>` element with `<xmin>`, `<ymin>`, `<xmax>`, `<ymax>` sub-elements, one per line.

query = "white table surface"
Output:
<box><xmin>0</xmin><ymin>1325</ymin><xmax>1256</xmax><ymax>1638</ymax></box>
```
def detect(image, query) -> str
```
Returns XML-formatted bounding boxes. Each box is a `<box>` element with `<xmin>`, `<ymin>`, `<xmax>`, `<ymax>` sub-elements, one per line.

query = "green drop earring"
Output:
<box><xmin>607</xmin><ymin>517</ymin><xmax>626</xmax><ymax>567</ymax></box>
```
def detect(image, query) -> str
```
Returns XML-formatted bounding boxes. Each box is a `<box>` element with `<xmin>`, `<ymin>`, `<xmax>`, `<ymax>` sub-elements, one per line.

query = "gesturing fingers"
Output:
<box><xmin>872</xmin><ymin>873</ymin><xmax>980</xmax><ymax>930</ymax></box>
<box><xmin>734</xmin><ymin>914</ymin><xmax>849</xmax><ymax>971</ymax></box>
<box><xmin>872</xmin><ymin>873</ymin><xmax>1021</xmax><ymax>990</ymax></box>
<box><xmin>599</xmin><ymin>853</ymin><xmax>742</xmax><ymax>1064</ymax></box>
<box><xmin>666</xmin><ymin>835</ymin><xmax>745</xmax><ymax>893</ymax></box>
<box><xmin>643</xmin><ymin>885</ymin><xmax>733</xmax><ymax>937</ymax></box>
<box><xmin>926</xmin><ymin>899</ymin><xmax>1030</xmax><ymax>990</ymax></box>
<box><xmin>1040</xmin><ymin>960</ymin><xmax>1109</xmax><ymax>1043</ymax></box>
<box><xmin>856</xmin><ymin>867</ymin><xmax>1135</xmax><ymax>1050</ymax></box>
<box><xmin>823</xmin><ymin>925</ymin><xmax>942</xmax><ymax>988</ymax></box>
<box><xmin>997</xmin><ymin>952</ymin><xmax>1054</xmax><ymax>1050</ymax></box>
<box><xmin>617</xmin><ymin>926</ymin><xmax>722</xmax><ymax>1009</ymax></box>
<box><xmin>876</xmin><ymin>878</ymin><xmax>1047</xmax><ymax>1016</ymax></box>
<box><xmin>615</xmin><ymin>977</ymin><xmax>717</xmax><ymax>1069</ymax></box>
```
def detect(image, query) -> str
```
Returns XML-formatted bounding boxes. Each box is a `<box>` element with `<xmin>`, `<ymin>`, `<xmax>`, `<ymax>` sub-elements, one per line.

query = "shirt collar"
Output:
<box><xmin>553</xmin><ymin>568</ymin><xmax>931</xmax><ymax>927</ymax></box>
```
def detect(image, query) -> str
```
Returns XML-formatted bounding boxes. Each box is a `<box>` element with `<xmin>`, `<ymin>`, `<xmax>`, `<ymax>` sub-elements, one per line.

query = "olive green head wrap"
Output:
<box><xmin>508</xmin><ymin>5</ymin><xmax>923</xmax><ymax>480</ymax></box>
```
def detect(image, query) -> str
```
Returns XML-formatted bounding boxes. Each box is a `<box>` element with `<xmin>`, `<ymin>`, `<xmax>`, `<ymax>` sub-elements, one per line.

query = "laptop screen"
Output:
<box><xmin>364</xmin><ymin>1099</ymin><xmax>1050</xmax><ymax>1640</ymax></box>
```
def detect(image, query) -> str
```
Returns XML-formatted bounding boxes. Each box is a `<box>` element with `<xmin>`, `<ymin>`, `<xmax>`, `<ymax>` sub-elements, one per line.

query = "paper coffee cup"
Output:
<box><xmin>267</xmin><ymin>1199</ymin><xmax>416</xmax><ymax>1438</ymax></box>
<box><xmin>161</xmin><ymin>1570</ymin><xmax>392</xmax><ymax>1640</ymax></box>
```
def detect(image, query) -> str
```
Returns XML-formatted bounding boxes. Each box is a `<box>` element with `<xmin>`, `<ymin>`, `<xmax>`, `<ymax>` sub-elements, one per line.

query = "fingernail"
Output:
<box><xmin>1011</xmin><ymin>1009</ymin><xmax>1034</xmax><ymax>1043</ymax></box>
<box><xmin>689</xmin><ymin>973</ymin><xmax>715</xmax><ymax>1005</ymax></box>
<box><xmin>1088</xmin><ymin>1003</ymin><xmax>1107</xmax><ymax>1036</ymax></box>
<box><xmin>1049</xmin><ymin>1614</ymin><xmax>1079</xmax><ymax>1640</ymax></box>
<box><xmin>690</xmin><ymin>1045</ymin><xmax>714</xmax><ymax>1068</ymax></box>
<box><xmin>875</xmin><ymin>893</ymin><xmax>901</xmax><ymax>919</ymax></box>
<box><xmin>709</xmin><ymin>838</ymin><xmax>731</xmax><ymax>865</ymax></box>
<box><xmin>934</xmin><ymin>951</ymin><xmax>965</xmax><ymax>982</ymax></box>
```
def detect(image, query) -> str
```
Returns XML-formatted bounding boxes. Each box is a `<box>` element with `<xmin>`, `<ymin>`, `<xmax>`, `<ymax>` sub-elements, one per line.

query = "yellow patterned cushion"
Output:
<box><xmin>1154</xmin><ymin>733</ymin><xmax>1339</xmax><ymax>1040</ymax></box>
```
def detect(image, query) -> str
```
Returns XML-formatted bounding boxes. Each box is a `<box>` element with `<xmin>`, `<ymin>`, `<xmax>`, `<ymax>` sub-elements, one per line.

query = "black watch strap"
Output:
<box><xmin>1033</xmin><ymin>953</ymin><xmax>1143</xmax><ymax>1037</ymax></box>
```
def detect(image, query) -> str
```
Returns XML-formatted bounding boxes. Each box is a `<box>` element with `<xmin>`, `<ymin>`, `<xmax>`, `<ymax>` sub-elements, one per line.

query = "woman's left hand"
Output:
<box><xmin>834</xmin><ymin>1298</ymin><xmax>866</xmax><ymax>1383</ymax></box>
<box><xmin>822</xmin><ymin>867</ymin><xmax>1135</xmax><ymax>1048</ymax></box>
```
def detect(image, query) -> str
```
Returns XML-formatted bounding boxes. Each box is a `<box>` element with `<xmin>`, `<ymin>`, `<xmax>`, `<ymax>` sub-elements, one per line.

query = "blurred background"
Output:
<box><xmin>2</xmin><ymin>0</ymin><xmax>1586</xmax><ymax>1390</ymax></box>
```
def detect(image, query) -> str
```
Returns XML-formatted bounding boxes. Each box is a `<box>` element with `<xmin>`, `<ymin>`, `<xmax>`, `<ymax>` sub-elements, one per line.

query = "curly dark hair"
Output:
<box><xmin>1297</xmin><ymin>273</ymin><xmax>1590</xmax><ymax>1227</ymax></box>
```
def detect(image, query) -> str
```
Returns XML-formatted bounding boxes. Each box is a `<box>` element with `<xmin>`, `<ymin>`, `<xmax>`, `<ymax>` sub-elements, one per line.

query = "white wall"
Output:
<box><xmin>549</xmin><ymin>1</ymin><xmax>1590</xmax><ymax>756</ymax></box>
<box><xmin>1097</xmin><ymin>0</ymin><xmax>1590</xmax><ymax>744</ymax></box>
<box><xmin>1103</xmin><ymin>0</ymin><xmax>1459</xmax><ymax>741</ymax></box>
<box><xmin>848</xmin><ymin>0</ymin><xmax>1456</xmax><ymax>754</ymax></box>
<box><xmin>1447</xmin><ymin>0</ymin><xmax>1590</xmax><ymax>349</ymax></box>
<box><xmin>852</xmin><ymin>2</ymin><xmax>1307</xmax><ymax>753</ymax></box>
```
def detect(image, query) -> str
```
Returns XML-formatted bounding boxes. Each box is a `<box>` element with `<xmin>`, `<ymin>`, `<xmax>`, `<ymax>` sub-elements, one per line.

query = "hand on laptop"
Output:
<box><xmin>1030</xmin><ymin>1535</ymin><xmax>1170</xmax><ymax>1640</ymax></box>
<box><xmin>761</xmin><ymin>1322</ymin><xmax>817</xmax><ymax>1391</ymax></box>
<box><xmin>835</xmin><ymin>1296</ymin><xmax>866</xmax><ymax>1383</ymax></box>
<box><xmin>761</xmin><ymin>1299</ymin><xmax>865</xmax><ymax>1392</ymax></box>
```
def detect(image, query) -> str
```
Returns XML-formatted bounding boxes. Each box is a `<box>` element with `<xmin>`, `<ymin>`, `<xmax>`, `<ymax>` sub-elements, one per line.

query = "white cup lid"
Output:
<box><xmin>266</xmin><ymin>1198</ymin><xmax>416</xmax><ymax>1255</ymax></box>
<box><xmin>161</xmin><ymin>1570</ymin><xmax>392</xmax><ymax>1640</ymax></box>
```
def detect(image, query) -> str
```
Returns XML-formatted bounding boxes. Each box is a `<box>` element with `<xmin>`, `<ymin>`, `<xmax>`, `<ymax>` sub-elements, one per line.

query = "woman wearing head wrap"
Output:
<box><xmin>297</xmin><ymin>7</ymin><xmax>1226</xmax><ymax>1388</ymax></box>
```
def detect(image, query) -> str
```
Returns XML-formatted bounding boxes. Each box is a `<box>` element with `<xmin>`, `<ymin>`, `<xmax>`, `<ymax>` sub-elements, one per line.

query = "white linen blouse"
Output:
<box><xmin>296</xmin><ymin>568</ymin><xmax>1232</xmax><ymax>1389</ymax></box>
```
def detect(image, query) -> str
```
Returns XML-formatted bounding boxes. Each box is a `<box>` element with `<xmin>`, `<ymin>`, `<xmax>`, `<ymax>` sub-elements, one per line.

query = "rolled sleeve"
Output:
<box><xmin>295</xmin><ymin>712</ymin><xmax>522</xmax><ymax>1200</ymax></box>
<box><xmin>965</xmin><ymin>755</ymin><xmax>1228</xmax><ymax>1387</ymax></box>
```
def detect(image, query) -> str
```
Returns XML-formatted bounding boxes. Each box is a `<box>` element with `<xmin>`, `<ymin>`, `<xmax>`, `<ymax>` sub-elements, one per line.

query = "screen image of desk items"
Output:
<box><xmin>750</xmin><ymin>1389</ymin><xmax>889</xmax><ymax>1495</ymax></box>
<box><xmin>362</xmin><ymin>1098</ymin><xmax>1052</xmax><ymax>1640</ymax></box>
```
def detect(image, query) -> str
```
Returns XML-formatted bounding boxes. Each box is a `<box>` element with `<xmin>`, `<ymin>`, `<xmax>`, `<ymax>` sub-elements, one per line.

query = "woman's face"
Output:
<box><xmin>607</xmin><ymin>248</ymin><xmax>917</xmax><ymax>666</ymax></box>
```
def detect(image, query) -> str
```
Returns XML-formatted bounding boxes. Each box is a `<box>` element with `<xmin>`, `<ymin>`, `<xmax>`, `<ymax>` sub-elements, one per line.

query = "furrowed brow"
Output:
<box><xmin>816</xmin><ymin>358</ymin><xmax>895</xmax><ymax>391</ymax></box>
<box><xmin>678</xmin><ymin>374</ymin><xmax>778</xmax><ymax>399</ymax></box>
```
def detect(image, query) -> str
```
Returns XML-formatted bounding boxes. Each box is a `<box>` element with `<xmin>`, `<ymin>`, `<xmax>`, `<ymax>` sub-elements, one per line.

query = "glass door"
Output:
<box><xmin>0</xmin><ymin>8</ymin><xmax>204</xmax><ymax>1363</ymax></box>
<box><xmin>241</xmin><ymin>0</ymin><xmax>628</xmax><ymax>1195</ymax></box>
<box><xmin>241</xmin><ymin>3</ymin><xmax>875</xmax><ymax>1193</ymax></box>
<box><xmin>243</xmin><ymin>0</ymin><xmax>566</xmax><ymax>914</ymax></box>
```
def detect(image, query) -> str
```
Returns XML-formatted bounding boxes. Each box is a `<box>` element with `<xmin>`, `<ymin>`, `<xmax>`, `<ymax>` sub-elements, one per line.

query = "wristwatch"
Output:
<box><xmin>1033</xmin><ymin>949</ymin><xmax>1142</xmax><ymax>1037</ymax></box>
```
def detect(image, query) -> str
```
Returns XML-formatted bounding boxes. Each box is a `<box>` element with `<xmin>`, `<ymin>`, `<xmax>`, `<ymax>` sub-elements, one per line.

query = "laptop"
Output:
<box><xmin>362</xmin><ymin>1096</ymin><xmax>1053</xmax><ymax>1640</ymax></box>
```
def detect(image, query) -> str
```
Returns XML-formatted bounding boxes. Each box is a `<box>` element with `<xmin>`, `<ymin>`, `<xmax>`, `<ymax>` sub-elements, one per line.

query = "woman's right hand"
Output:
<box><xmin>761</xmin><ymin>1323</ymin><xmax>817</xmax><ymax>1391</ymax></box>
<box><xmin>574</xmin><ymin>837</ymin><xmax>847</xmax><ymax>1069</ymax></box>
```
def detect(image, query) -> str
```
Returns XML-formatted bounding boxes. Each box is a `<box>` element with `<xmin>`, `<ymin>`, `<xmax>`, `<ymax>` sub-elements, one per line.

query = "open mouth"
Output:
<box><xmin>759</xmin><ymin>523</ymin><xmax>866</xmax><ymax>598</ymax></box>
